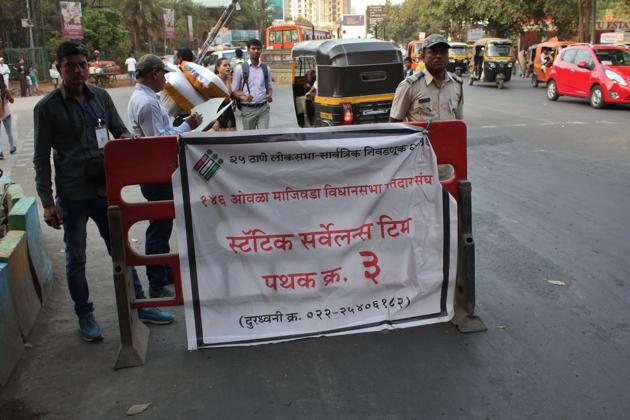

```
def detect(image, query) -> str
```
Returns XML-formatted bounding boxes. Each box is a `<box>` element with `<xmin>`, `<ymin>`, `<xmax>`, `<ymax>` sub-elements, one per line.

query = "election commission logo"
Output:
<box><xmin>193</xmin><ymin>149</ymin><xmax>223</xmax><ymax>181</ymax></box>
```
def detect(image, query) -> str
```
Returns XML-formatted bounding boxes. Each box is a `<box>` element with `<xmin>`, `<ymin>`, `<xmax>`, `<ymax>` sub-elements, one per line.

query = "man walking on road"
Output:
<box><xmin>125</xmin><ymin>53</ymin><xmax>137</xmax><ymax>85</ymax></box>
<box><xmin>33</xmin><ymin>42</ymin><xmax>174</xmax><ymax>342</ymax></box>
<box><xmin>127</xmin><ymin>54</ymin><xmax>202</xmax><ymax>298</ymax></box>
<box><xmin>390</xmin><ymin>34</ymin><xmax>463</xmax><ymax>123</ymax></box>
<box><xmin>232</xmin><ymin>39</ymin><xmax>273</xmax><ymax>130</ymax></box>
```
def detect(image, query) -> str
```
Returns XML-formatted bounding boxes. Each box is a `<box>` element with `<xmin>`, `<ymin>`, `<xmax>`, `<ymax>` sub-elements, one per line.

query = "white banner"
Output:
<box><xmin>173</xmin><ymin>124</ymin><xmax>457</xmax><ymax>350</ymax></box>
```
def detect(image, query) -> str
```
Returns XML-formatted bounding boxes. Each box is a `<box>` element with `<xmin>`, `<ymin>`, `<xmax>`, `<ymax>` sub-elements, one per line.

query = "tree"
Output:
<box><xmin>237</xmin><ymin>0</ymin><xmax>273</xmax><ymax>43</ymax></box>
<box><xmin>120</xmin><ymin>0</ymin><xmax>162</xmax><ymax>52</ymax></box>
<box><xmin>83</xmin><ymin>8</ymin><xmax>131</xmax><ymax>59</ymax></box>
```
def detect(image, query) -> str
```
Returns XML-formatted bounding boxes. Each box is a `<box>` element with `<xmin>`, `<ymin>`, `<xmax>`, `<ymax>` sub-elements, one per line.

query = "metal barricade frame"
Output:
<box><xmin>104</xmin><ymin>121</ymin><xmax>485</xmax><ymax>369</ymax></box>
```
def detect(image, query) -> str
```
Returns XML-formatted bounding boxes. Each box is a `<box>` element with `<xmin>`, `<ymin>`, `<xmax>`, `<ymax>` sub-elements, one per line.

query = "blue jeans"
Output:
<box><xmin>58</xmin><ymin>196</ymin><xmax>145</xmax><ymax>316</ymax></box>
<box><xmin>140</xmin><ymin>183</ymin><xmax>173</xmax><ymax>289</ymax></box>
<box><xmin>0</xmin><ymin>115</ymin><xmax>15</xmax><ymax>153</ymax></box>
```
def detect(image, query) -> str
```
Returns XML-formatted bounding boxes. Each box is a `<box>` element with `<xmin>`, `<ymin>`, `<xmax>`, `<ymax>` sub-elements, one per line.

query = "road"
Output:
<box><xmin>1</xmin><ymin>77</ymin><xmax>629</xmax><ymax>419</ymax></box>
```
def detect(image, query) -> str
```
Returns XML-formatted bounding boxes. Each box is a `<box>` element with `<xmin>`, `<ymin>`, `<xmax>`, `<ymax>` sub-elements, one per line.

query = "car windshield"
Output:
<box><xmin>451</xmin><ymin>47</ymin><xmax>467</xmax><ymax>55</ymax></box>
<box><xmin>488</xmin><ymin>44</ymin><xmax>511</xmax><ymax>57</ymax></box>
<box><xmin>594</xmin><ymin>49</ymin><xmax>630</xmax><ymax>66</ymax></box>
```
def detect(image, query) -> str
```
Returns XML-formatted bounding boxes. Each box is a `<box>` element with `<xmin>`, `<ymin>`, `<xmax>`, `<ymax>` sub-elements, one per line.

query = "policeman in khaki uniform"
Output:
<box><xmin>390</xmin><ymin>34</ymin><xmax>463</xmax><ymax>123</ymax></box>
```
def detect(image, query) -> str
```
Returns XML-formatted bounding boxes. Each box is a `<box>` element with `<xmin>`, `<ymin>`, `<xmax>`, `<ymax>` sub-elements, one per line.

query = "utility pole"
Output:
<box><xmin>25</xmin><ymin>0</ymin><xmax>35</xmax><ymax>48</ymax></box>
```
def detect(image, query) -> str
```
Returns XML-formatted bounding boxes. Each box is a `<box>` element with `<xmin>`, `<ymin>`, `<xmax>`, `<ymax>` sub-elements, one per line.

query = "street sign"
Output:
<box><xmin>366</xmin><ymin>6</ymin><xmax>385</xmax><ymax>35</ymax></box>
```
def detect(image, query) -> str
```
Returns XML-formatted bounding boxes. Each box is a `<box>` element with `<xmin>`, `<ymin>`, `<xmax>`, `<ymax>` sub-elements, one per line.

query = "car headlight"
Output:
<box><xmin>507</xmin><ymin>62</ymin><xmax>513</xmax><ymax>67</ymax></box>
<box><xmin>448</xmin><ymin>59</ymin><xmax>455</xmax><ymax>63</ymax></box>
<box><xmin>488</xmin><ymin>63</ymin><xmax>496</xmax><ymax>69</ymax></box>
<box><xmin>605</xmin><ymin>69</ymin><xmax>627</xmax><ymax>86</ymax></box>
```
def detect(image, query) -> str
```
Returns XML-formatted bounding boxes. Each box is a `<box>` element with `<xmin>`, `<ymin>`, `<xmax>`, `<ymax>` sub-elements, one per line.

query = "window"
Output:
<box><xmin>487</xmin><ymin>44</ymin><xmax>511</xmax><ymax>57</ymax></box>
<box><xmin>561</xmin><ymin>49</ymin><xmax>577</xmax><ymax>63</ymax></box>
<box><xmin>360</xmin><ymin>71</ymin><xmax>386</xmax><ymax>82</ymax></box>
<box><xmin>594</xmin><ymin>49</ymin><xmax>630</xmax><ymax>66</ymax></box>
<box><xmin>294</xmin><ymin>56</ymin><xmax>316</xmax><ymax>77</ymax></box>
<box><xmin>573</xmin><ymin>49</ymin><xmax>593</xmax><ymax>66</ymax></box>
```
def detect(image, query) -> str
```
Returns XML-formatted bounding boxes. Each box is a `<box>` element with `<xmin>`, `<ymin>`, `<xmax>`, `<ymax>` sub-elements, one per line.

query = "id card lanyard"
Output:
<box><xmin>95</xmin><ymin>118</ymin><xmax>109</xmax><ymax>149</ymax></box>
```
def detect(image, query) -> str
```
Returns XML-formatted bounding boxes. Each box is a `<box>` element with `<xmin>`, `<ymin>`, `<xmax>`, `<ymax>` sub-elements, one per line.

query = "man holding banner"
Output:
<box><xmin>128</xmin><ymin>54</ymin><xmax>202</xmax><ymax>298</ymax></box>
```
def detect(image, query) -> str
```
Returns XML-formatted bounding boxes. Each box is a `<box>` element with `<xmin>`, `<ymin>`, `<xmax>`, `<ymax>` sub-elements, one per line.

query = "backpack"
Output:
<box><xmin>236</xmin><ymin>61</ymin><xmax>270</xmax><ymax>110</ymax></box>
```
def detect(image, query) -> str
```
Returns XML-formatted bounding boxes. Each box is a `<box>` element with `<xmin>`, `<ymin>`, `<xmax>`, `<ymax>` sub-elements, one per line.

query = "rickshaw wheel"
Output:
<box><xmin>455</xmin><ymin>68</ymin><xmax>462</xmax><ymax>76</ymax></box>
<box><xmin>546</xmin><ymin>80</ymin><xmax>559</xmax><ymax>101</ymax></box>
<box><xmin>497</xmin><ymin>79</ymin><xmax>505</xmax><ymax>89</ymax></box>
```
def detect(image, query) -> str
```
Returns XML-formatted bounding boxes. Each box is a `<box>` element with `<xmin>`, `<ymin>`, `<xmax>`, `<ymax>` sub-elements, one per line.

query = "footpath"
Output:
<box><xmin>0</xmin><ymin>82</ymin><xmax>457</xmax><ymax>420</ymax></box>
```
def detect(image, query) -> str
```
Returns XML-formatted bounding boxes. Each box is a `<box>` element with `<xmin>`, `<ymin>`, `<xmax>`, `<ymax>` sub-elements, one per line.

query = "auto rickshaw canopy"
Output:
<box><xmin>292</xmin><ymin>39</ymin><xmax>403</xmax><ymax>66</ymax></box>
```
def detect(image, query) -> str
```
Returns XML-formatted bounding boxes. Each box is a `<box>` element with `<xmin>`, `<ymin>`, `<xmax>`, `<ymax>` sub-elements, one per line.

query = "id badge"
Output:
<box><xmin>95</xmin><ymin>119</ymin><xmax>109</xmax><ymax>149</ymax></box>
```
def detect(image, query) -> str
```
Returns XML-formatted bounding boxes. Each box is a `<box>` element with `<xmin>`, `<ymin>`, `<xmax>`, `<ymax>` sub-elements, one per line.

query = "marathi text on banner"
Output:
<box><xmin>60</xmin><ymin>1</ymin><xmax>83</xmax><ymax>40</ymax></box>
<box><xmin>163</xmin><ymin>8</ymin><xmax>176</xmax><ymax>40</ymax></box>
<box><xmin>173</xmin><ymin>124</ymin><xmax>458</xmax><ymax>350</ymax></box>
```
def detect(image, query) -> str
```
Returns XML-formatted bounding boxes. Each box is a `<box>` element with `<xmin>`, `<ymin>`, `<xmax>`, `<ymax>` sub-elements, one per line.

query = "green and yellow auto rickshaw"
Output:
<box><xmin>447</xmin><ymin>42</ymin><xmax>469</xmax><ymax>76</ymax></box>
<box><xmin>468</xmin><ymin>38</ymin><xmax>514</xmax><ymax>89</ymax></box>
<box><xmin>291</xmin><ymin>39</ymin><xmax>404</xmax><ymax>127</ymax></box>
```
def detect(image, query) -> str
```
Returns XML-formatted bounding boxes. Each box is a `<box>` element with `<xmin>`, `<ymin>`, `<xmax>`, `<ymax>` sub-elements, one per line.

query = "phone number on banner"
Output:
<box><xmin>238</xmin><ymin>296</ymin><xmax>412</xmax><ymax>330</ymax></box>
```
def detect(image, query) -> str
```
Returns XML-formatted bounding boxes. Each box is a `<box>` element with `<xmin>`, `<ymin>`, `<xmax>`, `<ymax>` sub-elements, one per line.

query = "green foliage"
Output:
<box><xmin>83</xmin><ymin>8</ymin><xmax>131</xmax><ymax>59</ymax></box>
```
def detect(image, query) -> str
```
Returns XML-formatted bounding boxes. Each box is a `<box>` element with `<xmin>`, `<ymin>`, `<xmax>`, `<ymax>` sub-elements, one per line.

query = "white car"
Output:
<box><xmin>204</xmin><ymin>49</ymin><xmax>249</xmax><ymax>69</ymax></box>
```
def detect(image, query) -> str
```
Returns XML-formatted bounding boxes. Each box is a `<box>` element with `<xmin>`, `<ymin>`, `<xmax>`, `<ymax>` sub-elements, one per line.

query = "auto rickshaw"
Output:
<box><xmin>531</xmin><ymin>39</ymin><xmax>573</xmax><ymax>87</ymax></box>
<box><xmin>291</xmin><ymin>39</ymin><xmax>404</xmax><ymax>127</ymax></box>
<box><xmin>468</xmin><ymin>38</ymin><xmax>514</xmax><ymax>89</ymax></box>
<box><xmin>406</xmin><ymin>39</ymin><xmax>425</xmax><ymax>71</ymax></box>
<box><xmin>447</xmin><ymin>42</ymin><xmax>469</xmax><ymax>76</ymax></box>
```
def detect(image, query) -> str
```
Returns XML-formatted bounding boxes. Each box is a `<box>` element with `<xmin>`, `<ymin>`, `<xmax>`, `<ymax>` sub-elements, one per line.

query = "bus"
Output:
<box><xmin>266</xmin><ymin>24</ymin><xmax>332</xmax><ymax>49</ymax></box>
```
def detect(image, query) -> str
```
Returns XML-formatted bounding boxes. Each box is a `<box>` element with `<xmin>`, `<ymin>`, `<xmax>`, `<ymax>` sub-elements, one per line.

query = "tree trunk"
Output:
<box><xmin>577</xmin><ymin>0</ymin><xmax>591</xmax><ymax>43</ymax></box>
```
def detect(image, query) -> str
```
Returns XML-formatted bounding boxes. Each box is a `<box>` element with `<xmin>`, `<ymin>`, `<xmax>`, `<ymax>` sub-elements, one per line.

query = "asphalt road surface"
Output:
<box><xmin>1</xmin><ymin>77</ymin><xmax>629</xmax><ymax>419</ymax></box>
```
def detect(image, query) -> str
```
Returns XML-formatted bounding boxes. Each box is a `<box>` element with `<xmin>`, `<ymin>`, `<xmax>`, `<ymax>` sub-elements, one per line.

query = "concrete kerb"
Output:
<box><xmin>0</xmin><ymin>263</ymin><xmax>24</xmax><ymax>388</ymax></box>
<box><xmin>0</xmin><ymin>177</ymin><xmax>53</xmax><ymax>389</ymax></box>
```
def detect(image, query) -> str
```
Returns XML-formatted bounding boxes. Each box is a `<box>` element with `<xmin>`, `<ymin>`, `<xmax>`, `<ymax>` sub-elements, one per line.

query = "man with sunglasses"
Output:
<box><xmin>33</xmin><ymin>42</ymin><xmax>175</xmax><ymax>342</ymax></box>
<box><xmin>127</xmin><ymin>54</ymin><xmax>201</xmax><ymax>300</ymax></box>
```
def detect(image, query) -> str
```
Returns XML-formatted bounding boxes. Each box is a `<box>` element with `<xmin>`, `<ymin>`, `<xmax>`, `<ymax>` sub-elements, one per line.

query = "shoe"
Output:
<box><xmin>9</xmin><ymin>147</ymin><xmax>16</xmax><ymax>154</ymax></box>
<box><xmin>138</xmin><ymin>308</ymin><xmax>174</xmax><ymax>325</ymax></box>
<box><xmin>78</xmin><ymin>312</ymin><xmax>103</xmax><ymax>342</ymax></box>
<box><xmin>149</xmin><ymin>286</ymin><xmax>175</xmax><ymax>298</ymax></box>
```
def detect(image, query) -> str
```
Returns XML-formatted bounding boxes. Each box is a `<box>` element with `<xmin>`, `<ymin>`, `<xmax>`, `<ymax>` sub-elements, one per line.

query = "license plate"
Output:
<box><xmin>320</xmin><ymin>112</ymin><xmax>333</xmax><ymax>120</ymax></box>
<box><xmin>361</xmin><ymin>109</ymin><xmax>388</xmax><ymax>116</ymax></box>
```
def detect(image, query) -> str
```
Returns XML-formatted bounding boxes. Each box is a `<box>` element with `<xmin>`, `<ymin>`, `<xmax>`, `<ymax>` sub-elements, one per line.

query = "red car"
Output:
<box><xmin>546</xmin><ymin>44</ymin><xmax>630</xmax><ymax>108</ymax></box>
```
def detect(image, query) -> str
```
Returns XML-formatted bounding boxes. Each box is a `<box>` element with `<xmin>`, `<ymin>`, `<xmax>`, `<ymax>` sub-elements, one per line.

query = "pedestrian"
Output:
<box><xmin>390</xmin><ymin>34</ymin><xmax>463</xmax><ymax>123</ymax></box>
<box><xmin>14</xmin><ymin>57</ymin><xmax>28</xmax><ymax>97</ymax></box>
<box><xmin>518</xmin><ymin>47</ymin><xmax>526</xmax><ymax>78</ymax></box>
<box><xmin>29</xmin><ymin>66</ymin><xmax>41</xmax><ymax>95</ymax></box>
<box><xmin>26</xmin><ymin>66</ymin><xmax>33</xmax><ymax>96</ymax></box>
<box><xmin>0</xmin><ymin>76</ymin><xmax>16</xmax><ymax>159</ymax></box>
<box><xmin>213</xmin><ymin>57</ymin><xmax>236</xmax><ymax>131</ymax></box>
<box><xmin>124</xmin><ymin>53</ymin><xmax>137</xmax><ymax>85</ymax></box>
<box><xmin>0</xmin><ymin>57</ymin><xmax>10</xmax><ymax>90</ymax></box>
<box><xmin>49</xmin><ymin>61</ymin><xmax>60</xmax><ymax>89</ymax></box>
<box><xmin>403</xmin><ymin>56</ymin><xmax>414</xmax><ymax>77</ymax></box>
<box><xmin>173</xmin><ymin>48</ymin><xmax>194</xmax><ymax>66</ymax></box>
<box><xmin>231</xmin><ymin>47</ymin><xmax>244</xmax><ymax>69</ymax></box>
<box><xmin>231</xmin><ymin>39</ymin><xmax>272</xmax><ymax>130</ymax></box>
<box><xmin>33</xmin><ymin>42</ymin><xmax>174</xmax><ymax>342</ymax></box>
<box><xmin>127</xmin><ymin>54</ymin><xmax>202</xmax><ymax>298</ymax></box>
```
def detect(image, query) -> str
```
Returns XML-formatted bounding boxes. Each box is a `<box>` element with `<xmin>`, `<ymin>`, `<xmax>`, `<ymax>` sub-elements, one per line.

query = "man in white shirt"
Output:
<box><xmin>0</xmin><ymin>57</ymin><xmax>10</xmax><ymax>89</ymax></box>
<box><xmin>124</xmin><ymin>53</ymin><xmax>137</xmax><ymax>86</ymax></box>
<box><xmin>127</xmin><ymin>54</ymin><xmax>202</xmax><ymax>298</ymax></box>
